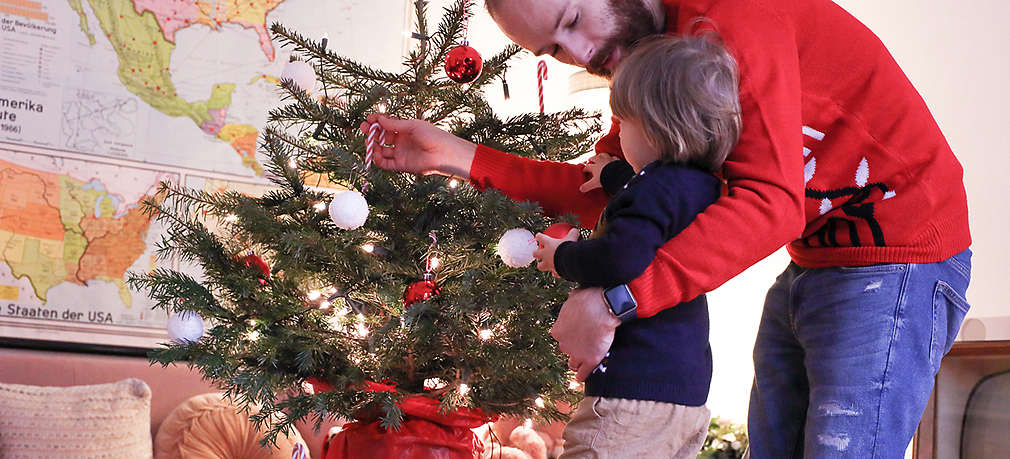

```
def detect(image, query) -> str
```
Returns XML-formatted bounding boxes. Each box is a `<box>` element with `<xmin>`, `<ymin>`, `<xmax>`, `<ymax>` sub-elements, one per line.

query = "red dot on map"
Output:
<box><xmin>157</xmin><ymin>86</ymin><xmax>161</xmax><ymax>90</ymax></box>
<box><xmin>153</xmin><ymin>41</ymin><xmax>158</xmax><ymax>45</ymax></box>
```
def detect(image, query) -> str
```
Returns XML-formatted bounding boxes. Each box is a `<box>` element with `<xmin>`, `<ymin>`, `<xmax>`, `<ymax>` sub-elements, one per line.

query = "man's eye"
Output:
<box><xmin>569</xmin><ymin>13</ymin><xmax>579</xmax><ymax>28</ymax></box>
<box><xmin>552</xmin><ymin>45</ymin><xmax>561</xmax><ymax>57</ymax></box>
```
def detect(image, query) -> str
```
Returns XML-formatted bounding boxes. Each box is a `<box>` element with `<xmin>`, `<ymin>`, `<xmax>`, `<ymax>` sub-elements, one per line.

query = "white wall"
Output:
<box><xmin>422</xmin><ymin>0</ymin><xmax>1010</xmax><ymax>426</ymax></box>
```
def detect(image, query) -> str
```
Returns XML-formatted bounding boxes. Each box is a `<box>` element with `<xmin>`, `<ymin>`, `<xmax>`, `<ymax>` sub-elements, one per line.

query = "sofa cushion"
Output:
<box><xmin>0</xmin><ymin>378</ymin><xmax>153</xmax><ymax>458</ymax></box>
<box><xmin>154</xmin><ymin>392</ymin><xmax>308</xmax><ymax>459</ymax></box>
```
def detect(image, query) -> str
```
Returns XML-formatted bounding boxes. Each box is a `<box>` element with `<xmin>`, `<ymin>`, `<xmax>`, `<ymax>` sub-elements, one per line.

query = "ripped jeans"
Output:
<box><xmin>746</xmin><ymin>249</ymin><xmax>971</xmax><ymax>458</ymax></box>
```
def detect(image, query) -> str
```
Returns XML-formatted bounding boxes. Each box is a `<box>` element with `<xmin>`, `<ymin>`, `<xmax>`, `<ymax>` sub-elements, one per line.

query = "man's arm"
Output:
<box><xmin>627</xmin><ymin>2</ymin><xmax>806</xmax><ymax>317</ymax></box>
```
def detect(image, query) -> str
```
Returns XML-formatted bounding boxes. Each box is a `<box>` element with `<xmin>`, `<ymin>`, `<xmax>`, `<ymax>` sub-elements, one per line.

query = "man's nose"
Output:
<box><xmin>560</xmin><ymin>37</ymin><xmax>593</xmax><ymax>67</ymax></box>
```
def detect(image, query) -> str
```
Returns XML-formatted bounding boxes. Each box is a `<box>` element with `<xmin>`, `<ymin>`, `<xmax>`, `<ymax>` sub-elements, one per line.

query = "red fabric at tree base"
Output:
<box><xmin>323</xmin><ymin>397</ymin><xmax>491</xmax><ymax>459</ymax></box>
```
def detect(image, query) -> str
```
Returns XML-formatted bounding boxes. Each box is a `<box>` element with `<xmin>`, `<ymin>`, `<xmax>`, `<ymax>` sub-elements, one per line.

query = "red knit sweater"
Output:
<box><xmin>469</xmin><ymin>0</ymin><xmax>971</xmax><ymax>318</ymax></box>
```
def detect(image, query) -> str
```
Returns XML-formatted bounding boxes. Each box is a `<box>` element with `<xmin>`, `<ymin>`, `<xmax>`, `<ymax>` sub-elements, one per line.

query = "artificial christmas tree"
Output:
<box><xmin>129</xmin><ymin>0</ymin><xmax>600</xmax><ymax>455</ymax></box>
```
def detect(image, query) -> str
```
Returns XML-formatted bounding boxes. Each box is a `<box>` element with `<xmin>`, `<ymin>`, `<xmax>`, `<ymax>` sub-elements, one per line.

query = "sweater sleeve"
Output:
<box><xmin>628</xmin><ymin>2</ymin><xmax>806</xmax><ymax>317</ymax></box>
<box><xmin>555</xmin><ymin>168</ymin><xmax>721</xmax><ymax>288</ymax></box>
<box><xmin>600</xmin><ymin>160</ymin><xmax>636</xmax><ymax>196</ymax></box>
<box><xmin>467</xmin><ymin>119</ymin><xmax>625</xmax><ymax>228</ymax></box>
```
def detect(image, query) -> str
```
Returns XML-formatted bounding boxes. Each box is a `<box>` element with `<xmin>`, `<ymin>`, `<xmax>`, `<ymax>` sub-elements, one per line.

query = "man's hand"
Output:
<box><xmin>359</xmin><ymin>114</ymin><xmax>477</xmax><ymax>178</ymax></box>
<box><xmin>551</xmin><ymin>288</ymin><xmax>621</xmax><ymax>382</ymax></box>
<box><xmin>579</xmin><ymin>153</ymin><xmax>619</xmax><ymax>193</ymax></box>
<box><xmin>533</xmin><ymin>228</ymin><xmax>580</xmax><ymax>276</ymax></box>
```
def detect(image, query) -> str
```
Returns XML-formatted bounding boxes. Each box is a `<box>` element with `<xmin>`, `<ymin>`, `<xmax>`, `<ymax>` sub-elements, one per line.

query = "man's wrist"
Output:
<box><xmin>601</xmin><ymin>284</ymin><xmax>637</xmax><ymax>325</ymax></box>
<box><xmin>438</xmin><ymin>137</ymin><xmax>477</xmax><ymax>178</ymax></box>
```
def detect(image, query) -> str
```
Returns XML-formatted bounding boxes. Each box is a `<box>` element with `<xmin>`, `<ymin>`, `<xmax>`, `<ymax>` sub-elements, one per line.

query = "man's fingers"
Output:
<box><xmin>567</xmin><ymin>356</ymin><xmax>579</xmax><ymax>372</ymax></box>
<box><xmin>575</xmin><ymin>362</ymin><xmax>594</xmax><ymax>382</ymax></box>
<box><xmin>578</xmin><ymin>181</ymin><xmax>594</xmax><ymax>193</ymax></box>
<box><xmin>566</xmin><ymin>228</ymin><xmax>580</xmax><ymax>240</ymax></box>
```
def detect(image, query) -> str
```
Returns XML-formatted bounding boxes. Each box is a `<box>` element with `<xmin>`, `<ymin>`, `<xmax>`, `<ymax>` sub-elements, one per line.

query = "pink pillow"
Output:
<box><xmin>154</xmin><ymin>392</ymin><xmax>308</xmax><ymax>459</ymax></box>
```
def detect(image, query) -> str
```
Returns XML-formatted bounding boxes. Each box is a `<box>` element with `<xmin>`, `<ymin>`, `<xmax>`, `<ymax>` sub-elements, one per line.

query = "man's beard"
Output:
<box><xmin>586</xmin><ymin>0</ymin><xmax>665</xmax><ymax>77</ymax></box>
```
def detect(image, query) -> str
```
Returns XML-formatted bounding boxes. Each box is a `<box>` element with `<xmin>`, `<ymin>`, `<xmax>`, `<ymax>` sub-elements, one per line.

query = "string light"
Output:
<box><xmin>569</xmin><ymin>379</ymin><xmax>580</xmax><ymax>390</ymax></box>
<box><xmin>307</xmin><ymin>290</ymin><xmax>322</xmax><ymax>300</ymax></box>
<box><xmin>478</xmin><ymin>329</ymin><xmax>493</xmax><ymax>341</ymax></box>
<box><xmin>429</xmin><ymin>256</ymin><xmax>441</xmax><ymax>270</ymax></box>
<box><xmin>336</xmin><ymin>307</ymin><xmax>350</xmax><ymax>317</ymax></box>
<box><xmin>376</xmin><ymin>103</ymin><xmax>388</xmax><ymax>113</ymax></box>
<box><xmin>313</xmin><ymin>202</ymin><xmax>327</xmax><ymax>212</ymax></box>
<box><xmin>319</xmin><ymin>300</ymin><xmax>332</xmax><ymax>309</ymax></box>
<box><xmin>449</xmin><ymin>179</ymin><xmax>459</xmax><ymax>189</ymax></box>
<box><xmin>288</xmin><ymin>158</ymin><xmax>298</xmax><ymax>169</ymax></box>
<box><xmin>327</xmin><ymin>315</ymin><xmax>341</xmax><ymax>330</ymax></box>
<box><xmin>458</xmin><ymin>383</ymin><xmax>470</xmax><ymax>396</ymax></box>
<box><xmin>534</xmin><ymin>397</ymin><xmax>545</xmax><ymax>408</ymax></box>
<box><xmin>524</xmin><ymin>418</ymin><xmax>533</xmax><ymax>429</ymax></box>
<box><xmin>361</xmin><ymin>243</ymin><xmax>375</xmax><ymax>253</ymax></box>
<box><xmin>224</xmin><ymin>214</ymin><xmax>238</xmax><ymax>223</ymax></box>
<box><xmin>326</xmin><ymin>286</ymin><xmax>337</xmax><ymax>295</ymax></box>
<box><xmin>246</xmin><ymin>330</ymin><xmax>261</xmax><ymax>342</ymax></box>
<box><xmin>355</xmin><ymin>314</ymin><xmax>369</xmax><ymax>337</ymax></box>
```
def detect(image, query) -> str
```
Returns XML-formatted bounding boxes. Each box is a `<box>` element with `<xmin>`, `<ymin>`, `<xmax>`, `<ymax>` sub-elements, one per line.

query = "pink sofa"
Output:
<box><xmin>0</xmin><ymin>347</ymin><xmax>342</xmax><ymax>459</ymax></box>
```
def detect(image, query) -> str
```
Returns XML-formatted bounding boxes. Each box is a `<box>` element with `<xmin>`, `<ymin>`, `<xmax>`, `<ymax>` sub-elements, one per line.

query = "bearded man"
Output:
<box><xmin>362</xmin><ymin>1</ymin><xmax>972</xmax><ymax>457</ymax></box>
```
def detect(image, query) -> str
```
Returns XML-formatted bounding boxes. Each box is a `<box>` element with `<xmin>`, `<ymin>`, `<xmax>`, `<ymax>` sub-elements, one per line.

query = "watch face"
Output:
<box><xmin>605</xmin><ymin>285</ymin><xmax>636</xmax><ymax>318</ymax></box>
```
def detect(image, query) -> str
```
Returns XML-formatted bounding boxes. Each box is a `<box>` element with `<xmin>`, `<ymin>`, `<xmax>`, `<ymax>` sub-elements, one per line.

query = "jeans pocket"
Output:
<box><xmin>930</xmin><ymin>281</ymin><xmax>971</xmax><ymax>372</ymax></box>
<box><xmin>836</xmin><ymin>263</ymin><xmax>907</xmax><ymax>274</ymax></box>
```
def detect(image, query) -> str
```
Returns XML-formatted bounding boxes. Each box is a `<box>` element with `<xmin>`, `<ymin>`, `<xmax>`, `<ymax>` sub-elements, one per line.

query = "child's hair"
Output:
<box><xmin>609</xmin><ymin>34</ymin><xmax>741</xmax><ymax>172</ymax></box>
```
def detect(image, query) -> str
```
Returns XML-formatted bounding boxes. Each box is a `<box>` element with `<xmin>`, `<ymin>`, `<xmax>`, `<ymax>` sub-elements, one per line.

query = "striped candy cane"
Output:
<box><xmin>363</xmin><ymin>121</ymin><xmax>386</xmax><ymax>191</ymax></box>
<box><xmin>537</xmin><ymin>60</ymin><xmax>548</xmax><ymax>114</ymax></box>
<box><xmin>291</xmin><ymin>443</ymin><xmax>307</xmax><ymax>459</ymax></box>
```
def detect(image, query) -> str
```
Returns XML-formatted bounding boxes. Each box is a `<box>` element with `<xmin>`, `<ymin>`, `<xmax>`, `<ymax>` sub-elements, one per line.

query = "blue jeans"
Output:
<box><xmin>746</xmin><ymin>250</ymin><xmax>971</xmax><ymax>458</ymax></box>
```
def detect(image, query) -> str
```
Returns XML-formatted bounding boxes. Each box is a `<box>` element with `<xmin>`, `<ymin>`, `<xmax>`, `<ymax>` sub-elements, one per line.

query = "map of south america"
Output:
<box><xmin>66</xmin><ymin>0</ymin><xmax>288</xmax><ymax>175</ymax></box>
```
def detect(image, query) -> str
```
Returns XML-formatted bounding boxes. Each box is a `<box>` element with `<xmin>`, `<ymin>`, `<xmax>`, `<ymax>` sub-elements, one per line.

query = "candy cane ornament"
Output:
<box><xmin>537</xmin><ymin>60</ymin><xmax>548</xmax><ymax>114</ymax></box>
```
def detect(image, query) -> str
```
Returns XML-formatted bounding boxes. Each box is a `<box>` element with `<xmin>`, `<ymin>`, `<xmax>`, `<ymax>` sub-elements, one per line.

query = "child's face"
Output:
<box><xmin>618</xmin><ymin>118</ymin><xmax>661</xmax><ymax>173</ymax></box>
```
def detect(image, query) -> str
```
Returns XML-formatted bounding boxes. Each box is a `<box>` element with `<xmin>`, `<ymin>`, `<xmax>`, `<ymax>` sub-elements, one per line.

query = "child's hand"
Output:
<box><xmin>533</xmin><ymin>228</ymin><xmax>580</xmax><ymax>277</ymax></box>
<box><xmin>579</xmin><ymin>153</ymin><xmax>619</xmax><ymax>193</ymax></box>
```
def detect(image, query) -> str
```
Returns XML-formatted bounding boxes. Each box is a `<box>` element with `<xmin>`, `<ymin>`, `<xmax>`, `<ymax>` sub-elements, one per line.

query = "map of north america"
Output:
<box><xmin>65</xmin><ymin>0</ymin><xmax>288</xmax><ymax>175</ymax></box>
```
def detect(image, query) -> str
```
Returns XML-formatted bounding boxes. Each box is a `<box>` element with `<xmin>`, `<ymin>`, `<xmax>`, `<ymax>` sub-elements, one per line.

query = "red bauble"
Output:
<box><xmin>403</xmin><ymin>279</ymin><xmax>441</xmax><ymax>307</ymax></box>
<box><xmin>540</xmin><ymin>223</ymin><xmax>578</xmax><ymax>247</ymax></box>
<box><xmin>240</xmin><ymin>253</ymin><xmax>270</xmax><ymax>286</ymax></box>
<box><xmin>444</xmin><ymin>45</ymin><xmax>483</xmax><ymax>84</ymax></box>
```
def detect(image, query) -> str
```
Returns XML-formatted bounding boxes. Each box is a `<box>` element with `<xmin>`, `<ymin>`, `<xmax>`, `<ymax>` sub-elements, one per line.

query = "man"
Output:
<box><xmin>363</xmin><ymin>0</ymin><xmax>971</xmax><ymax>456</ymax></box>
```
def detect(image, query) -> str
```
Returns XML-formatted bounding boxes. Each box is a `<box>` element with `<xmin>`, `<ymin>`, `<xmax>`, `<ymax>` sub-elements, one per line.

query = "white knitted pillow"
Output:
<box><xmin>0</xmin><ymin>378</ymin><xmax>153</xmax><ymax>458</ymax></box>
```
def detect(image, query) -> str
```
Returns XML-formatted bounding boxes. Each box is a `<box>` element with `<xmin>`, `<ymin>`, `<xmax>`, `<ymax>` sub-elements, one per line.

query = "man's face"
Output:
<box><xmin>491</xmin><ymin>0</ymin><xmax>662</xmax><ymax>77</ymax></box>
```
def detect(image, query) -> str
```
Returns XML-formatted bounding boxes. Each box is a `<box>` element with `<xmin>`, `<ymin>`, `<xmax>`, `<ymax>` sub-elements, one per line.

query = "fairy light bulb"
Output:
<box><xmin>307</xmin><ymin>290</ymin><xmax>322</xmax><ymax>300</ymax></box>
<box><xmin>524</xmin><ymin>418</ymin><xmax>533</xmax><ymax>429</ymax></box>
<box><xmin>246</xmin><ymin>330</ymin><xmax>260</xmax><ymax>342</ymax></box>
<box><xmin>288</xmin><ymin>158</ymin><xmax>298</xmax><ymax>169</ymax></box>
<box><xmin>478</xmin><ymin>329</ymin><xmax>493</xmax><ymax>341</ymax></box>
<box><xmin>224</xmin><ymin>214</ymin><xmax>238</xmax><ymax>223</ymax></box>
<box><xmin>429</xmin><ymin>256</ymin><xmax>441</xmax><ymax>270</ymax></box>
<box><xmin>376</xmin><ymin>103</ymin><xmax>388</xmax><ymax>113</ymax></box>
<box><xmin>313</xmin><ymin>202</ymin><xmax>327</xmax><ymax>212</ymax></box>
<box><xmin>355</xmin><ymin>315</ymin><xmax>369</xmax><ymax>337</ymax></box>
<box><xmin>326</xmin><ymin>286</ymin><xmax>337</xmax><ymax>294</ymax></box>
<box><xmin>336</xmin><ymin>307</ymin><xmax>350</xmax><ymax>317</ymax></box>
<box><xmin>319</xmin><ymin>300</ymin><xmax>332</xmax><ymax>309</ymax></box>
<box><xmin>534</xmin><ymin>397</ymin><xmax>545</xmax><ymax>408</ymax></box>
<box><xmin>458</xmin><ymin>383</ymin><xmax>470</xmax><ymax>396</ymax></box>
<box><xmin>449</xmin><ymin>179</ymin><xmax>459</xmax><ymax>189</ymax></box>
<box><xmin>569</xmin><ymin>379</ymin><xmax>580</xmax><ymax>390</ymax></box>
<box><xmin>361</xmin><ymin>243</ymin><xmax>375</xmax><ymax>253</ymax></box>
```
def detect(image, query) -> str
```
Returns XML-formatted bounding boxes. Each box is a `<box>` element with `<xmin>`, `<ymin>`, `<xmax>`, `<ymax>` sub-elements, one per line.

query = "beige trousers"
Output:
<box><xmin>558</xmin><ymin>397</ymin><xmax>710</xmax><ymax>459</ymax></box>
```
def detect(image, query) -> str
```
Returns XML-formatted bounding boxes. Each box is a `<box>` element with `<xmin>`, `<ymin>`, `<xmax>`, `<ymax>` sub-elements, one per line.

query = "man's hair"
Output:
<box><xmin>609</xmin><ymin>35</ymin><xmax>741</xmax><ymax>172</ymax></box>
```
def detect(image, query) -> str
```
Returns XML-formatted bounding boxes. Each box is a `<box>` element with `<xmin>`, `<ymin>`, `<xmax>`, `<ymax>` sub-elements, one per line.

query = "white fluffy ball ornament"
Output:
<box><xmin>166</xmin><ymin>311</ymin><xmax>204</xmax><ymax>343</ymax></box>
<box><xmin>497</xmin><ymin>228</ymin><xmax>538</xmax><ymax>268</ymax></box>
<box><xmin>328</xmin><ymin>190</ymin><xmax>369</xmax><ymax>230</ymax></box>
<box><xmin>281</xmin><ymin>60</ymin><xmax>317</xmax><ymax>92</ymax></box>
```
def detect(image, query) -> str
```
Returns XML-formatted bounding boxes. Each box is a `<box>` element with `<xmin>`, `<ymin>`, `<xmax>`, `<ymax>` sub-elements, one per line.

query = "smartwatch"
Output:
<box><xmin>602</xmin><ymin>284</ymin><xmax>638</xmax><ymax>324</ymax></box>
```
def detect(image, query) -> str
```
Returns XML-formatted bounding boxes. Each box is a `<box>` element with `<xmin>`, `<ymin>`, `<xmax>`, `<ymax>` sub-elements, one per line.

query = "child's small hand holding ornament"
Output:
<box><xmin>533</xmin><ymin>224</ymin><xmax>580</xmax><ymax>277</ymax></box>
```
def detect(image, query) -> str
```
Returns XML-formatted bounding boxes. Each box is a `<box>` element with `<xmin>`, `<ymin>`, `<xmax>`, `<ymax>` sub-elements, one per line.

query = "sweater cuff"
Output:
<box><xmin>553</xmin><ymin>241</ymin><xmax>578</xmax><ymax>282</ymax></box>
<box><xmin>468</xmin><ymin>144</ymin><xmax>516</xmax><ymax>191</ymax></box>
<box><xmin>600</xmin><ymin>160</ymin><xmax>635</xmax><ymax>195</ymax></box>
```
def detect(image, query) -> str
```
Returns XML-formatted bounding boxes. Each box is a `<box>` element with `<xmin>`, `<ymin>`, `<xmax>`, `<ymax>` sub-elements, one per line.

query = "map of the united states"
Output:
<box><xmin>0</xmin><ymin>156</ymin><xmax>159</xmax><ymax>308</ymax></box>
<box><xmin>65</xmin><ymin>0</ymin><xmax>288</xmax><ymax>175</ymax></box>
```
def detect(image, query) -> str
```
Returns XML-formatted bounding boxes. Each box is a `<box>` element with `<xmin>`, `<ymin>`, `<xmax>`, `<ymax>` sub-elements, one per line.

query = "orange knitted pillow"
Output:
<box><xmin>154</xmin><ymin>392</ymin><xmax>308</xmax><ymax>459</ymax></box>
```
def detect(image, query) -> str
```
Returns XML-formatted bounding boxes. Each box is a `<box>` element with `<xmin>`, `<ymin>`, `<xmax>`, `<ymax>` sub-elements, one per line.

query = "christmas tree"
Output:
<box><xmin>129</xmin><ymin>0</ymin><xmax>602</xmax><ymax>446</ymax></box>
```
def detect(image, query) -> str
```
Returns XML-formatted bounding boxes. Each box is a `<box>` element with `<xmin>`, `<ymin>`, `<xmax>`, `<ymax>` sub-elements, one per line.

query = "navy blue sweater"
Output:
<box><xmin>554</xmin><ymin>160</ymin><xmax>720</xmax><ymax>405</ymax></box>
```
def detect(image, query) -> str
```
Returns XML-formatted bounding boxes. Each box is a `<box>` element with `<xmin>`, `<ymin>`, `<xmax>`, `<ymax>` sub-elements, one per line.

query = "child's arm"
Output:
<box><xmin>537</xmin><ymin>169</ymin><xmax>721</xmax><ymax>287</ymax></box>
